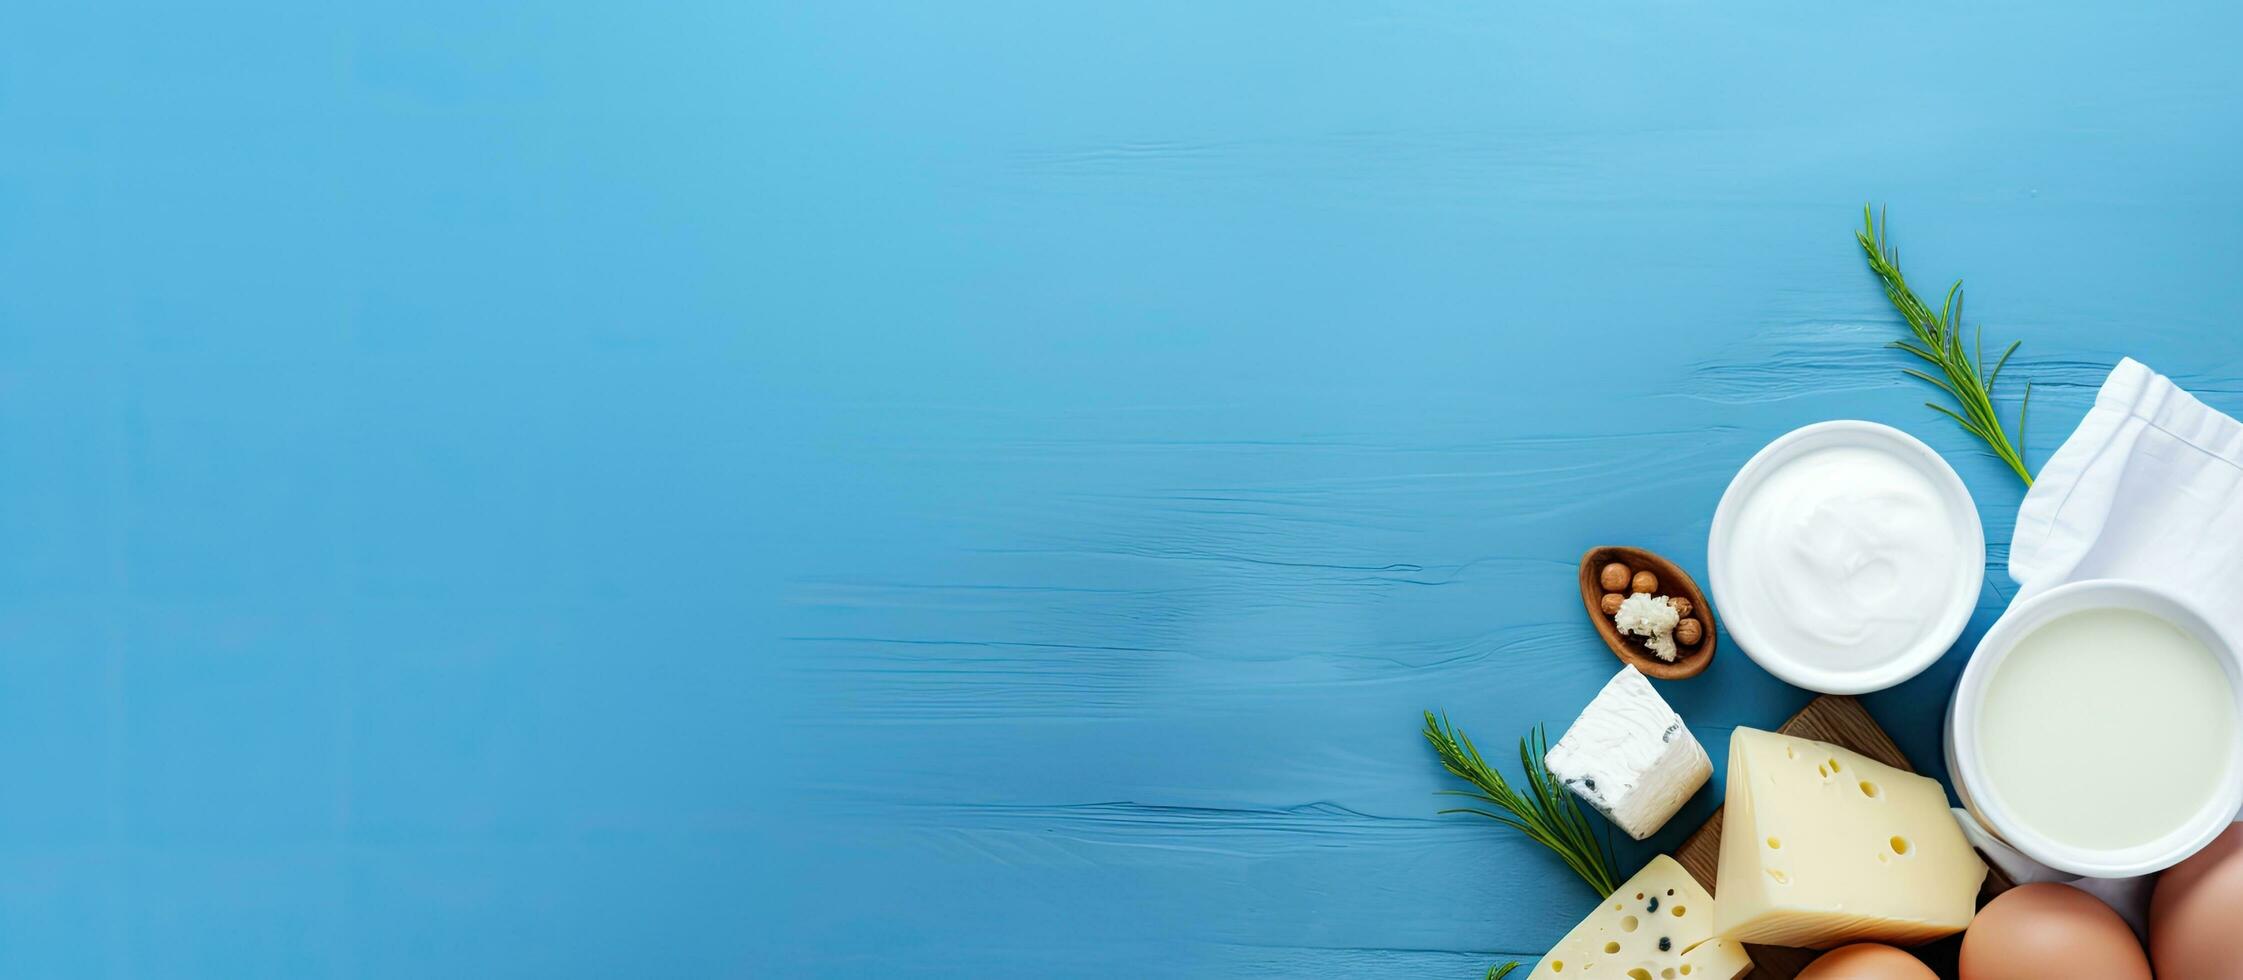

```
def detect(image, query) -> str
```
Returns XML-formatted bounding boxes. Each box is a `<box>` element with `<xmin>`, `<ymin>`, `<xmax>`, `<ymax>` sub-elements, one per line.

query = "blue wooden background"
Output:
<box><xmin>7</xmin><ymin>1</ymin><xmax>2243</xmax><ymax>976</ymax></box>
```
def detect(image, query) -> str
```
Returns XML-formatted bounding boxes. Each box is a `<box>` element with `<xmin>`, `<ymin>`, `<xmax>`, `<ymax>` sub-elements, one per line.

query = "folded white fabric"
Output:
<box><xmin>1953</xmin><ymin>356</ymin><xmax>2243</xmax><ymax>933</ymax></box>
<box><xmin>2011</xmin><ymin>357</ymin><xmax>2243</xmax><ymax>599</ymax></box>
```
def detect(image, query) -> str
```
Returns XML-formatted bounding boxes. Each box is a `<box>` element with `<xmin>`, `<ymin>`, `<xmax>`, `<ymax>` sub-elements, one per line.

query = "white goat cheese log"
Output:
<box><xmin>1544</xmin><ymin>665</ymin><xmax>1712</xmax><ymax>840</ymax></box>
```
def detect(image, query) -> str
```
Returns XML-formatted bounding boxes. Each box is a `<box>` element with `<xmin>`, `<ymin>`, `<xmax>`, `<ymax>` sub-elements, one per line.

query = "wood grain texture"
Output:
<box><xmin>1675</xmin><ymin>696</ymin><xmax>2005</xmax><ymax>979</ymax></box>
<box><xmin>6</xmin><ymin>0</ymin><xmax>2243</xmax><ymax>977</ymax></box>
<box><xmin>737</xmin><ymin>4</ymin><xmax>2223</xmax><ymax>966</ymax></box>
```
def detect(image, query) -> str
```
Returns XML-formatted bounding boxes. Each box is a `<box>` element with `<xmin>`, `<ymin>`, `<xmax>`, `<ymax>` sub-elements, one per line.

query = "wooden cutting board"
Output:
<box><xmin>1674</xmin><ymin>695</ymin><xmax>2011</xmax><ymax>980</ymax></box>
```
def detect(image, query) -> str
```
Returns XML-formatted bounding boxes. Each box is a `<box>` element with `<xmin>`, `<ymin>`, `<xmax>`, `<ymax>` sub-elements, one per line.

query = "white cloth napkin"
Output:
<box><xmin>1952</xmin><ymin>356</ymin><xmax>2243</xmax><ymax>932</ymax></box>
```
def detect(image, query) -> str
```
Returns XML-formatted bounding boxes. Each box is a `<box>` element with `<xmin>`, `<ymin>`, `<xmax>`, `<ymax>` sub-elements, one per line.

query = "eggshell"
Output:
<box><xmin>2152</xmin><ymin>821</ymin><xmax>2243</xmax><ymax>979</ymax></box>
<box><xmin>1959</xmin><ymin>882</ymin><xmax>2150</xmax><ymax>980</ymax></box>
<box><xmin>1796</xmin><ymin>943</ymin><xmax>1936</xmax><ymax>980</ymax></box>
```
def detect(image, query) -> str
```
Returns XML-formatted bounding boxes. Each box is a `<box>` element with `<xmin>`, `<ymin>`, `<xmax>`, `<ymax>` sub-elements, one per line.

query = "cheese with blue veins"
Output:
<box><xmin>1529</xmin><ymin>854</ymin><xmax>1752</xmax><ymax>980</ymax></box>
<box><xmin>1544</xmin><ymin>665</ymin><xmax>1712</xmax><ymax>840</ymax></box>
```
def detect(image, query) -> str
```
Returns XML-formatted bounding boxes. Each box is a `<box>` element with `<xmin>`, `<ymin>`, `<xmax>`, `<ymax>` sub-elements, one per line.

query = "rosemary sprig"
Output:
<box><xmin>1486</xmin><ymin>962</ymin><xmax>1521</xmax><ymax>980</ymax></box>
<box><xmin>1423</xmin><ymin>712</ymin><xmax>1618</xmax><ymax>896</ymax></box>
<box><xmin>1855</xmin><ymin>206</ymin><xmax>2034</xmax><ymax>486</ymax></box>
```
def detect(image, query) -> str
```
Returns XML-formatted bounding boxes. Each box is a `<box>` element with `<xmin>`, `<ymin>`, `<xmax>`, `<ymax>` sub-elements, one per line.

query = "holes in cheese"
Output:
<box><xmin>1532</xmin><ymin>855</ymin><xmax>1751</xmax><ymax>979</ymax></box>
<box><xmin>1712</xmin><ymin>728</ymin><xmax>1985</xmax><ymax>949</ymax></box>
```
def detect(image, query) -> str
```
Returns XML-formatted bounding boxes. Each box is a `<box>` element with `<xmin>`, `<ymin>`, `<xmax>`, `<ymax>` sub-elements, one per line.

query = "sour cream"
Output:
<box><xmin>1710</xmin><ymin>422</ymin><xmax>1983</xmax><ymax>693</ymax></box>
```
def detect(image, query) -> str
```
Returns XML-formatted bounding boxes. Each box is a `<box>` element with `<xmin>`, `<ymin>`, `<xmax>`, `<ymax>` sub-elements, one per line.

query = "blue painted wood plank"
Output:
<box><xmin>6</xmin><ymin>0</ymin><xmax>2243</xmax><ymax>976</ymax></box>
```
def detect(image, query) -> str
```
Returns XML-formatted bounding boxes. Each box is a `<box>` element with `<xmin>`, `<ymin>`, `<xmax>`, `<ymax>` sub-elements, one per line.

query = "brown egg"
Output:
<box><xmin>1960</xmin><ymin>883</ymin><xmax>2150</xmax><ymax>980</ymax></box>
<box><xmin>1797</xmin><ymin>943</ymin><xmax>1936</xmax><ymax>980</ymax></box>
<box><xmin>2152</xmin><ymin>822</ymin><xmax>2243</xmax><ymax>979</ymax></box>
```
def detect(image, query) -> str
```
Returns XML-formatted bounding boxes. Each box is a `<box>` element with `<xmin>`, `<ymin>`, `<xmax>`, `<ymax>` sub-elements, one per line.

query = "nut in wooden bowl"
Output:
<box><xmin>1578</xmin><ymin>546</ymin><xmax>1717</xmax><ymax>680</ymax></box>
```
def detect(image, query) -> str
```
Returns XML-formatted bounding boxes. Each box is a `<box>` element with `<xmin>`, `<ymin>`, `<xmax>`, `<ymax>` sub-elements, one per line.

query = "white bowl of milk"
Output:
<box><xmin>1949</xmin><ymin>579</ymin><xmax>2243</xmax><ymax>878</ymax></box>
<box><xmin>1709</xmin><ymin>420</ymin><xmax>1985</xmax><ymax>694</ymax></box>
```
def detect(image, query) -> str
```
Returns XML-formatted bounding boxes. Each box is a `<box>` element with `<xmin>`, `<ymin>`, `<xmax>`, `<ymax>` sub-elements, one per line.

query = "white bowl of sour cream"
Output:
<box><xmin>1948</xmin><ymin>580</ymin><xmax>2243</xmax><ymax>877</ymax></box>
<box><xmin>1708</xmin><ymin>421</ymin><xmax>1984</xmax><ymax>694</ymax></box>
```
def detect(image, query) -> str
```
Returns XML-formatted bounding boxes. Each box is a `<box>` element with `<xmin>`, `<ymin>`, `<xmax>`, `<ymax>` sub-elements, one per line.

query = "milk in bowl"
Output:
<box><xmin>1953</xmin><ymin>580</ymin><xmax>2243</xmax><ymax>877</ymax></box>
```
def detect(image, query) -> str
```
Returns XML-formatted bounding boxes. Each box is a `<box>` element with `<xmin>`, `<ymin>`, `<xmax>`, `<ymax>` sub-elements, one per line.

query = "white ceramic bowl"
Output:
<box><xmin>1946</xmin><ymin>579</ymin><xmax>2243</xmax><ymax>878</ymax></box>
<box><xmin>1707</xmin><ymin>420</ymin><xmax>1985</xmax><ymax>694</ymax></box>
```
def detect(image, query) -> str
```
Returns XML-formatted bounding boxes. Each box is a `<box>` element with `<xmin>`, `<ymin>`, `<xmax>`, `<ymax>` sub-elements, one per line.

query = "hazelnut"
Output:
<box><xmin>1668</xmin><ymin>596</ymin><xmax>1693</xmax><ymax>618</ymax></box>
<box><xmin>1676</xmin><ymin>618</ymin><xmax>1703</xmax><ymax>646</ymax></box>
<box><xmin>1630</xmin><ymin>570</ymin><xmax>1658</xmax><ymax>595</ymax></box>
<box><xmin>1599</xmin><ymin>563</ymin><xmax>1631</xmax><ymax>592</ymax></box>
<box><xmin>1600</xmin><ymin>592</ymin><xmax>1625</xmax><ymax>616</ymax></box>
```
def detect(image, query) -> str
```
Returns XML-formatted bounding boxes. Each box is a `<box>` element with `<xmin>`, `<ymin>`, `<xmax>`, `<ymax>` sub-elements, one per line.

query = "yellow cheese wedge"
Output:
<box><xmin>1530</xmin><ymin>855</ymin><xmax>1752</xmax><ymax>979</ymax></box>
<box><xmin>1713</xmin><ymin>728</ymin><xmax>1986</xmax><ymax>948</ymax></box>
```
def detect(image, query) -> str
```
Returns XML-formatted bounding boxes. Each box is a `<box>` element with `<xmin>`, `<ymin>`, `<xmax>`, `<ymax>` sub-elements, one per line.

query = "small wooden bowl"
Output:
<box><xmin>1579</xmin><ymin>546</ymin><xmax>1716</xmax><ymax>680</ymax></box>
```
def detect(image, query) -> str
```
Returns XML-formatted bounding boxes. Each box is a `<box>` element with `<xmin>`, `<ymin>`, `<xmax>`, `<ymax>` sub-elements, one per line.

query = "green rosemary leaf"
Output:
<box><xmin>1486</xmin><ymin>961</ymin><xmax>1521</xmax><ymax>980</ymax></box>
<box><xmin>1924</xmin><ymin>401</ymin><xmax>1993</xmax><ymax>441</ymax></box>
<box><xmin>1888</xmin><ymin>339</ymin><xmax>1943</xmax><ymax>365</ymax></box>
<box><xmin>1987</xmin><ymin>338</ymin><xmax>2020</xmax><ymax>388</ymax></box>
<box><xmin>1422</xmin><ymin>711</ymin><xmax>1619</xmax><ymax>897</ymax></box>
<box><xmin>2016</xmin><ymin>380</ymin><xmax>2032</xmax><ymax>450</ymax></box>
<box><xmin>1900</xmin><ymin>367</ymin><xmax>1962</xmax><ymax>400</ymax></box>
